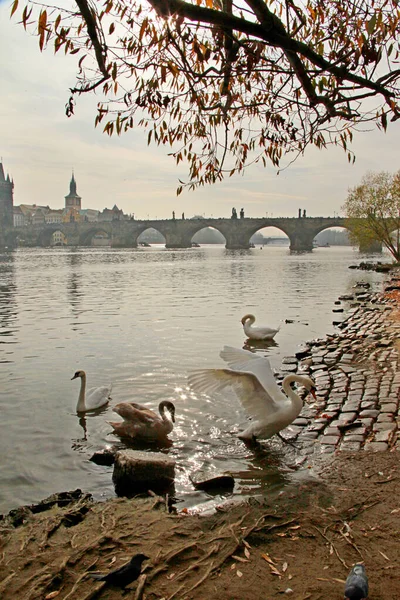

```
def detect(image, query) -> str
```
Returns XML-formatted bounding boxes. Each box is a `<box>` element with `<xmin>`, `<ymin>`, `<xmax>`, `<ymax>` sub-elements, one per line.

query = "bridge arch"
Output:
<box><xmin>137</xmin><ymin>227</ymin><xmax>166</xmax><ymax>245</ymax></box>
<box><xmin>79</xmin><ymin>227</ymin><xmax>112</xmax><ymax>246</ymax></box>
<box><xmin>250</xmin><ymin>226</ymin><xmax>289</xmax><ymax>247</ymax></box>
<box><xmin>191</xmin><ymin>226</ymin><xmax>226</xmax><ymax>245</ymax></box>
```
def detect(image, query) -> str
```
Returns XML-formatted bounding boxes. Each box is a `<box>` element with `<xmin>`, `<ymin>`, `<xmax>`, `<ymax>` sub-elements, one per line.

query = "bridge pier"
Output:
<box><xmin>164</xmin><ymin>228</ymin><xmax>192</xmax><ymax>248</ymax></box>
<box><xmin>289</xmin><ymin>234</ymin><xmax>314</xmax><ymax>253</ymax></box>
<box><xmin>224</xmin><ymin>224</ymin><xmax>251</xmax><ymax>250</ymax></box>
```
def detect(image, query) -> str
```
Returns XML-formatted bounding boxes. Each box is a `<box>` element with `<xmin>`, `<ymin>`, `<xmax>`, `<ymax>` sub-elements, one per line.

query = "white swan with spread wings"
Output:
<box><xmin>188</xmin><ymin>346</ymin><xmax>316</xmax><ymax>442</ymax></box>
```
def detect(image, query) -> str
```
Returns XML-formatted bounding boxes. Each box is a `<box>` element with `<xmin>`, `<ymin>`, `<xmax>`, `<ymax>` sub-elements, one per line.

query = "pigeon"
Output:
<box><xmin>89</xmin><ymin>553</ymin><xmax>149</xmax><ymax>588</ymax></box>
<box><xmin>344</xmin><ymin>563</ymin><xmax>369</xmax><ymax>600</ymax></box>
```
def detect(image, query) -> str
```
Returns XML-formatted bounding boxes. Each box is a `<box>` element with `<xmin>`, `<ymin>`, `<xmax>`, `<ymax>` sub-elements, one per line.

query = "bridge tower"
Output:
<box><xmin>0</xmin><ymin>162</ymin><xmax>14</xmax><ymax>228</ymax></box>
<box><xmin>64</xmin><ymin>172</ymin><xmax>81</xmax><ymax>222</ymax></box>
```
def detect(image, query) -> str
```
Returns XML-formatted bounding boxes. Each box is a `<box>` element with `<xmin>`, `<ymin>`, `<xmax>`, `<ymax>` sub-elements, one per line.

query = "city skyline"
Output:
<box><xmin>1</xmin><ymin>1</ymin><xmax>400</xmax><ymax>221</ymax></box>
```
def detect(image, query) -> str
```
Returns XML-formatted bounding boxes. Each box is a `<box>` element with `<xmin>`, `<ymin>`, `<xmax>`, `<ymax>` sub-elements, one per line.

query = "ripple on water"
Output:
<box><xmin>0</xmin><ymin>245</ymin><xmax>388</xmax><ymax>513</ymax></box>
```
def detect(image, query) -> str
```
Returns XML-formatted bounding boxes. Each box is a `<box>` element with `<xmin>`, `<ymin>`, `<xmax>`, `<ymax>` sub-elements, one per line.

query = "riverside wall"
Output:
<box><xmin>280</xmin><ymin>270</ymin><xmax>400</xmax><ymax>457</ymax></box>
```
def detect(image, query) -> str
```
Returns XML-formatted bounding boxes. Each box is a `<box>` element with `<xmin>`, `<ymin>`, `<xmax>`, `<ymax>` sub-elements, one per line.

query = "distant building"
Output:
<box><xmin>0</xmin><ymin>162</ymin><xmax>14</xmax><ymax>228</ymax></box>
<box><xmin>15</xmin><ymin>204</ymin><xmax>50</xmax><ymax>226</ymax></box>
<box><xmin>79</xmin><ymin>208</ymin><xmax>99</xmax><ymax>222</ymax></box>
<box><xmin>13</xmin><ymin>205</ymin><xmax>26</xmax><ymax>227</ymax></box>
<box><xmin>45</xmin><ymin>209</ymin><xmax>63</xmax><ymax>224</ymax></box>
<box><xmin>64</xmin><ymin>172</ymin><xmax>82</xmax><ymax>222</ymax></box>
<box><xmin>98</xmin><ymin>204</ymin><xmax>126</xmax><ymax>221</ymax></box>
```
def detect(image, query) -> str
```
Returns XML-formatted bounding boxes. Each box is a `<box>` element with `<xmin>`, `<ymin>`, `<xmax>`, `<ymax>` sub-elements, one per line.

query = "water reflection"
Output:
<box><xmin>243</xmin><ymin>338</ymin><xmax>278</xmax><ymax>352</ymax></box>
<box><xmin>0</xmin><ymin>246</ymin><xmax>387</xmax><ymax>514</ymax></box>
<box><xmin>0</xmin><ymin>251</ymin><xmax>17</xmax><ymax>364</ymax></box>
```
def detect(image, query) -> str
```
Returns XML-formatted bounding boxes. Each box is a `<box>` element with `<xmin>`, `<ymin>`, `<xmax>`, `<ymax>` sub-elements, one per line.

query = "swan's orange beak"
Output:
<box><xmin>309</xmin><ymin>386</ymin><xmax>317</xmax><ymax>400</ymax></box>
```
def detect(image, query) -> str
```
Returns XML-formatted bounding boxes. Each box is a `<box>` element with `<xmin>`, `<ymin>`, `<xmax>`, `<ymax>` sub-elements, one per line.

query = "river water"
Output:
<box><xmin>0</xmin><ymin>245</ymin><xmax>387</xmax><ymax>514</ymax></box>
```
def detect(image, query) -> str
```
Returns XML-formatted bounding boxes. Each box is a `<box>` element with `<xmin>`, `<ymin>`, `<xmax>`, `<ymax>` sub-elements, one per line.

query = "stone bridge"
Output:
<box><xmin>1</xmin><ymin>216</ymin><xmax>381</xmax><ymax>252</ymax></box>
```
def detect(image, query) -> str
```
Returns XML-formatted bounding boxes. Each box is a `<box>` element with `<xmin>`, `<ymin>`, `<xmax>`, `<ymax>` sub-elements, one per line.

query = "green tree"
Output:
<box><xmin>11</xmin><ymin>0</ymin><xmax>400</xmax><ymax>192</ymax></box>
<box><xmin>342</xmin><ymin>171</ymin><xmax>400</xmax><ymax>262</ymax></box>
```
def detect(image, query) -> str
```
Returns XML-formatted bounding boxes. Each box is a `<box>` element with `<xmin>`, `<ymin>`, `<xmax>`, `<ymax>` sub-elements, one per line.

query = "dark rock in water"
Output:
<box><xmin>282</xmin><ymin>356</ymin><xmax>298</xmax><ymax>364</ymax></box>
<box><xmin>90</xmin><ymin>447</ymin><xmax>118</xmax><ymax>466</ymax></box>
<box><xmin>338</xmin><ymin>295</ymin><xmax>355</xmax><ymax>300</ymax></box>
<box><xmin>190</xmin><ymin>473</ymin><xmax>235</xmax><ymax>494</ymax></box>
<box><xmin>334</xmin><ymin>300</ymin><xmax>341</xmax><ymax>305</ymax></box>
<box><xmin>113</xmin><ymin>450</ymin><xmax>176</xmax><ymax>497</ymax></box>
<box><xmin>332</xmin><ymin>308</ymin><xmax>344</xmax><ymax>313</ymax></box>
<box><xmin>332</xmin><ymin>321</ymin><xmax>342</xmax><ymax>326</ymax></box>
<box><xmin>385</xmin><ymin>284</ymin><xmax>400</xmax><ymax>291</ymax></box>
<box><xmin>355</xmin><ymin>282</ymin><xmax>370</xmax><ymax>288</ymax></box>
<box><xmin>280</xmin><ymin>363</ymin><xmax>298</xmax><ymax>372</ymax></box>
<box><xmin>295</xmin><ymin>346</ymin><xmax>311</xmax><ymax>360</ymax></box>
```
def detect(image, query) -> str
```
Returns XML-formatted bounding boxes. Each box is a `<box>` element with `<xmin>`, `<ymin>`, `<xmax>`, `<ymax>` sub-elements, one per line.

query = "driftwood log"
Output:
<box><xmin>112</xmin><ymin>450</ymin><xmax>176</xmax><ymax>496</ymax></box>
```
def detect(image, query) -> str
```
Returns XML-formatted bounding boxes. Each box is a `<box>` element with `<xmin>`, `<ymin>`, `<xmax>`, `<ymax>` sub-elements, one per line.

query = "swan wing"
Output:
<box><xmin>257</xmin><ymin>325</ymin><xmax>280</xmax><ymax>335</ymax></box>
<box><xmin>86</xmin><ymin>385</ymin><xmax>111</xmax><ymax>409</ymax></box>
<box><xmin>113</xmin><ymin>402</ymin><xmax>158</xmax><ymax>424</ymax></box>
<box><xmin>220</xmin><ymin>347</ymin><xmax>283</xmax><ymax>403</ymax></box>
<box><xmin>219</xmin><ymin>346</ymin><xmax>262</xmax><ymax>370</ymax></box>
<box><xmin>188</xmin><ymin>368</ymin><xmax>281</xmax><ymax>422</ymax></box>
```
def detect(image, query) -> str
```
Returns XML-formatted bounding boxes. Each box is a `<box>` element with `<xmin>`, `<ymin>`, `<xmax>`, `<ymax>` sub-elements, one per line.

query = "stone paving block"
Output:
<box><xmin>373</xmin><ymin>422</ymin><xmax>397</xmax><ymax>432</ymax></box>
<box><xmin>338</xmin><ymin>412</ymin><xmax>357</xmax><ymax>423</ymax></box>
<box><xmin>298</xmin><ymin>431</ymin><xmax>319</xmax><ymax>439</ymax></box>
<box><xmin>376</xmin><ymin>414</ymin><xmax>394</xmax><ymax>422</ymax></box>
<box><xmin>320</xmin><ymin>445</ymin><xmax>336</xmax><ymax>453</ymax></box>
<box><xmin>374</xmin><ymin>430</ymin><xmax>395</xmax><ymax>443</ymax></box>
<box><xmin>292</xmin><ymin>417</ymin><xmax>309</xmax><ymax>427</ymax></box>
<box><xmin>359</xmin><ymin>409</ymin><xmax>380</xmax><ymax>418</ymax></box>
<box><xmin>340</xmin><ymin>441</ymin><xmax>362</xmax><ymax>451</ymax></box>
<box><xmin>381</xmin><ymin>403</ymin><xmax>398</xmax><ymax>413</ymax></box>
<box><xmin>342</xmin><ymin>434</ymin><xmax>365</xmax><ymax>442</ymax></box>
<box><xmin>324</xmin><ymin>427</ymin><xmax>340</xmax><ymax>436</ymax></box>
<box><xmin>379</xmin><ymin>396</ymin><xmax>398</xmax><ymax>404</ymax></box>
<box><xmin>342</xmin><ymin>402</ymin><xmax>361</xmax><ymax>412</ymax></box>
<box><xmin>359</xmin><ymin>417</ymin><xmax>374</xmax><ymax>429</ymax></box>
<box><xmin>360</xmin><ymin>401</ymin><xmax>377</xmax><ymax>410</ymax></box>
<box><xmin>321</xmin><ymin>436</ymin><xmax>340</xmax><ymax>445</ymax></box>
<box><xmin>364</xmin><ymin>441</ymin><xmax>389</xmax><ymax>452</ymax></box>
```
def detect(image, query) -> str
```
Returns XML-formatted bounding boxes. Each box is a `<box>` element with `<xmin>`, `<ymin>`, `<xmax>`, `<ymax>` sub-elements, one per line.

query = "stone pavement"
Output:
<box><xmin>278</xmin><ymin>273</ymin><xmax>400</xmax><ymax>456</ymax></box>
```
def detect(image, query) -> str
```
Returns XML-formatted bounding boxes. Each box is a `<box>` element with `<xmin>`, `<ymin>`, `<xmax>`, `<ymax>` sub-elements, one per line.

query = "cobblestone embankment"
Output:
<box><xmin>280</xmin><ymin>272</ymin><xmax>400</xmax><ymax>456</ymax></box>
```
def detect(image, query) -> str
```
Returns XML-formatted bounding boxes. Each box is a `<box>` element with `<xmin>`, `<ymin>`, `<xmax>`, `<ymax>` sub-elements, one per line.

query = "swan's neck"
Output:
<box><xmin>159</xmin><ymin>406</ymin><xmax>170</xmax><ymax>423</ymax></box>
<box><xmin>243</xmin><ymin>315</ymin><xmax>255</xmax><ymax>333</ymax></box>
<box><xmin>281</xmin><ymin>375</ymin><xmax>304</xmax><ymax>415</ymax></box>
<box><xmin>159</xmin><ymin>404</ymin><xmax>174</xmax><ymax>433</ymax></box>
<box><xmin>76</xmin><ymin>374</ymin><xmax>87</xmax><ymax>412</ymax></box>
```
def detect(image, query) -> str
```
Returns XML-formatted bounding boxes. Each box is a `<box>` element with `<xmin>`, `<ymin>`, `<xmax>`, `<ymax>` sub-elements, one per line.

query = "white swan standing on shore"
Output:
<box><xmin>108</xmin><ymin>401</ymin><xmax>175</xmax><ymax>442</ymax></box>
<box><xmin>241</xmin><ymin>314</ymin><xmax>280</xmax><ymax>340</ymax></box>
<box><xmin>71</xmin><ymin>370</ymin><xmax>112</xmax><ymax>413</ymax></box>
<box><xmin>188</xmin><ymin>346</ymin><xmax>316</xmax><ymax>442</ymax></box>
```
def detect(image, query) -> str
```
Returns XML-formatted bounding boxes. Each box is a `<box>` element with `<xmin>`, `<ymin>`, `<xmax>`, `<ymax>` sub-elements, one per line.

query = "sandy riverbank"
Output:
<box><xmin>1</xmin><ymin>270</ymin><xmax>399</xmax><ymax>600</ymax></box>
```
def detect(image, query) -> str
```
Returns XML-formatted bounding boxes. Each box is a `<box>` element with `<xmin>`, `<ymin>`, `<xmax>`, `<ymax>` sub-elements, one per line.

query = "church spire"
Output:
<box><xmin>70</xmin><ymin>171</ymin><xmax>77</xmax><ymax>195</ymax></box>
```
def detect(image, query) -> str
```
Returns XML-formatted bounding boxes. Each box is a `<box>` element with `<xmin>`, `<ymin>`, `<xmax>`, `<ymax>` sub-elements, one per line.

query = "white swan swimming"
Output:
<box><xmin>109</xmin><ymin>400</ymin><xmax>175</xmax><ymax>442</ymax></box>
<box><xmin>241</xmin><ymin>314</ymin><xmax>280</xmax><ymax>340</ymax></box>
<box><xmin>188</xmin><ymin>346</ymin><xmax>316</xmax><ymax>442</ymax></box>
<box><xmin>71</xmin><ymin>370</ymin><xmax>112</xmax><ymax>413</ymax></box>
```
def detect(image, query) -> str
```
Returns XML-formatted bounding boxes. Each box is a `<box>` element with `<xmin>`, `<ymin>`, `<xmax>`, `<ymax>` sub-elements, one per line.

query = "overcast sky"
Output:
<box><xmin>1</xmin><ymin>1</ymin><xmax>400</xmax><ymax>220</ymax></box>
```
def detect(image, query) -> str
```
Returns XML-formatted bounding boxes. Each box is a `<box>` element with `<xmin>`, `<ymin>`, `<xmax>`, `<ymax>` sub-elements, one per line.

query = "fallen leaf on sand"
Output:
<box><xmin>232</xmin><ymin>555</ymin><xmax>249</xmax><ymax>563</ymax></box>
<box><xmin>261</xmin><ymin>553</ymin><xmax>276</xmax><ymax>565</ymax></box>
